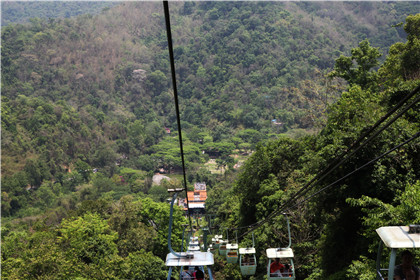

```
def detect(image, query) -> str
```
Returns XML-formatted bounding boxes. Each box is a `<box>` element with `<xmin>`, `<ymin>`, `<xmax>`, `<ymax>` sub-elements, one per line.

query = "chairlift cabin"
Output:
<box><xmin>165</xmin><ymin>190</ymin><xmax>214</xmax><ymax>280</ymax></box>
<box><xmin>239</xmin><ymin>248</ymin><xmax>257</xmax><ymax>276</ymax></box>
<box><xmin>219</xmin><ymin>239</ymin><xmax>228</xmax><ymax>256</ymax></box>
<box><xmin>188</xmin><ymin>236</ymin><xmax>200</xmax><ymax>251</ymax></box>
<box><xmin>266</xmin><ymin>248</ymin><xmax>296</xmax><ymax>279</ymax></box>
<box><xmin>212</xmin><ymin>234</ymin><xmax>223</xmax><ymax>249</ymax></box>
<box><xmin>226</xmin><ymin>230</ymin><xmax>239</xmax><ymax>263</ymax></box>
<box><xmin>375</xmin><ymin>225</ymin><xmax>420</xmax><ymax>280</ymax></box>
<box><xmin>239</xmin><ymin>232</ymin><xmax>257</xmax><ymax>276</ymax></box>
<box><xmin>266</xmin><ymin>214</ymin><xmax>296</xmax><ymax>279</ymax></box>
<box><xmin>188</xmin><ymin>243</ymin><xmax>200</xmax><ymax>252</ymax></box>
<box><xmin>208</xmin><ymin>244</ymin><xmax>215</xmax><ymax>253</ymax></box>
<box><xmin>226</xmin><ymin>243</ymin><xmax>239</xmax><ymax>263</ymax></box>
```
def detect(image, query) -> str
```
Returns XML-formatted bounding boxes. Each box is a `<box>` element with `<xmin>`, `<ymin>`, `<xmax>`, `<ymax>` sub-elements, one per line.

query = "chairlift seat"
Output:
<box><xmin>226</xmin><ymin>243</ymin><xmax>239</xmax><ymax>250</ymax></box>
<box><xmin>190</xmin><ymin>236</ymin><xmax>199</xmax><ymax>242</ymax></box>
<box><xmin>219</xmin><ymin>240</ymin><xmax>228</xmax><ymax>256</ymax></box>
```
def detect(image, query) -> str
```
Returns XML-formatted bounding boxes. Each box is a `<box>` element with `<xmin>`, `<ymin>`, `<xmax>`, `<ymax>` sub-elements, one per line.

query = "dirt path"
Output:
<box><xmin>152</xmin><ymin>173</ymin><xmax>170</xmax><ymax>185</ymax></box>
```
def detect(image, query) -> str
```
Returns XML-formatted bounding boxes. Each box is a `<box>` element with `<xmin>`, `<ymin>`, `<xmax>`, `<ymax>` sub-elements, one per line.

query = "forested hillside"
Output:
<box><xmin>1</xmin><ymin>1</ymin><xmax>118</xmax><ymax>26</ymax></box>
<box><xmin>208</xmin><ymin>13</ymin><xmax>420</xmax><ymax>280</ymax></box>
<box><xmin>1</xmin><ymin>2</ymin><xmax>419</xmax><ymax>279</ymax></box>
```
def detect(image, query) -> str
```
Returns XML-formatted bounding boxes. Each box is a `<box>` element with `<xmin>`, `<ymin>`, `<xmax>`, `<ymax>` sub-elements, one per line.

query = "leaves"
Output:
<box><xmin>329</xmin><ymin>39</ymin><xmax>382</xmax><ymax>90</ymax></box>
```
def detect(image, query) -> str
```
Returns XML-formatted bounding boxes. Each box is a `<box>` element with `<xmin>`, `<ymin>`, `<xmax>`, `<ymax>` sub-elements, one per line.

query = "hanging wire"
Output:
<box><xmin>268</xmin><ymin>86</ymin><xmax>420</xmax><ymax>221</ymax></box>
<box><xmin>163</xmin><ymin>1</ymin><xmax>193</xmax><ymax>231</ymax></box>
<box><xmin>283</xmin><ymin>131</ymin><xmax>420</xmax><ymax>212</ymax></box>
<box><xmin>239</xmin><ymin>130</ymin><xmax>419</xmax><ymax>239</ymax></box>
<box><xmin>238</xmin><ymin>86</ymin><xmax>420</xmax><ymax>238</ymax></box>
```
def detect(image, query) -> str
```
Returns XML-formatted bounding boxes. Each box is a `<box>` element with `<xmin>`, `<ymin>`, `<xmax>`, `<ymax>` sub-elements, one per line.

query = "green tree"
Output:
<box><xmin>379</xmin><ymin>14</ymin><xmax>420</xmax><ymax>86</ymax></box>
<box><xmin>235</xmin><ymin>137</ymin><xmax>307</xmax><ymax>225</ymax></box>
<box><xmin>400</xmin><ymin>14</ymin><xmax>420</xmax><ymax>80</ymax></box>
<box><xmin>74</xmin><ymin>159</ymin><xmax>92</xmax><ymax>182</ymax></box>
<box><xmin>24</xmin><ymin>158</ymin><xmax>51</xmax><ymax>188</ymax></box>
<box><xmin>329</xmin><ymin>39</ymin><xmax>382</xmax><ymax>90</ymax></box>
<box><xmin>108</xmin><ymin>195</ymin><xmax>156</xmax><ymax>257</ymax></box>
<box><xmin>58</xmin><ymin>212</ymin><xmax>118</xmax><ymax>266</ymax></box>
<box><xmin>148</xmin><ymin>184</ymin><xmax>168</xmax><ymax>203</ymax></box>
<box><xmin>139</xmin><ymin>197</ymin><xmax>186</xmax><ymax>258</ymax></box>
<box><xmin>120</xmin><ymin>250</ymin><xmax>167</xmax><ymax>280</ymax></box>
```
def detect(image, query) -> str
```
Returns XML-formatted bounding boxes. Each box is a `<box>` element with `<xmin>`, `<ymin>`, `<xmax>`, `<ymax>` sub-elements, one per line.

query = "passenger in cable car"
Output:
<box><xmin>243</xmin><ymin>254</ymin><xmax>250</xmax><ymax>265</ymax></box>
<box><xmin>270</xmin><ymin>258</ymin><xmax>285</xmax><ymax>276</ymax></box>
<box><xmin>194</xmin><ymin>266</ymin><xmax>204</xmax><ymax>280</ymax></box>
<box><xmin>283</xmin><ymin>264</ymin><xmax>292</xmax><ymax>277</ymax></box>
<box><xmin>394</xmin><ymin>250</ymin><xmax>420</xmax><ymax>280</ymax></box>
<box><xmin>181</xmin><ymin>266</ymin><xmax>193</xmax><ymax>279</ymax></box>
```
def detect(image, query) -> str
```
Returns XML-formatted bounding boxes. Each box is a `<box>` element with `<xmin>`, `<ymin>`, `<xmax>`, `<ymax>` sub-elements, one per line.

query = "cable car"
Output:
<box><xmin>165</xmin><ymin>189</ymin><xmax>214</xmax><ymax>280</ymax></box>
<box><xmin>266</xmin><ymin>214</ymin><xmax>295</xmax><ymax>279</ymax></box>
<box><xmin>240</xmin><ymin>247</ymin><xmax>257</xmax><ymax>275</ymax></box>
<box><xmin>266</xmin><ymin>248</ymin><xmax>295</xmax><ymax>279</ymax></box>
<box><xmin>212</xmin><ymin>234</ymin><xmax>223</xmax><ymax>249</ymax></box>
<box><xmin>226</xmin><ymin>230</ymin><xmax>239</xmax><ymax>263</ymax></box>
<box><xmin>188</xmin><ymin>243</ymin><xmax>200</xmax><ymax>251</ymax></box>
<box><xmin>375</xmin><ymin>225</ymin><xmax>420</xmax><ymax>280</ymax></box>
<box><xmin>239</xmin><ymin>232</ymin><xmax>257</xmax><ymax>276</ymax></box>
<box><xmin>226</xmin><ymin>243</ymin><xmax>239</xmax><ymax>263</ymax></box>
<box><xmin>219</xmin><ymin>239</ymin><xmax>228</xmax><ymax>256</ymax></box>
<box><xmin>208</xmin><ymin>244</ymin><xmax>215</xmax><ymax>253</ymax></box>
<box><xmin>188</xmin><ymin>236</ymin><xmax>200</xmax><ymax>251</ymax></box>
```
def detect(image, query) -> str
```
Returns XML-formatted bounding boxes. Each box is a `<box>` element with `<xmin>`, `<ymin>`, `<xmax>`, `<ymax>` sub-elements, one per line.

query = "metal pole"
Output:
<box><xmin>207</xmin><ymin>267</ymin><xmax>214</xmax><ymax>280</ymax></box>
<box><xmin>167</xmin><ymin>193</ymin><xmax>184</xmax><ymax>257</ymax></box>
<box><xmin>376</xmin><ymin>241</ymin><xmax>384</xmax><ymax>280</ymax></box>
<box><xmin>388</xmin><ymin>248</ymin><xmax>397</xmax><ymax>280</ymax></box>
<box><xmin>167</xmin><ymin>266</ymin><xmax>173</xmax><ymax>280</ymax></box>
<box><xmin>181</xmin><ymin>225</ymin><xmax>188</xmax><ymax>252</ymax></box>
<box><xmin>284</xmin><ymin>214</ymin><xmax>292</xmax><ymax>248</ymax></box>
<box><xmin>203</xmin><ymin>227</ymin><xmax>209</xmax><ymax>252</ymax></box>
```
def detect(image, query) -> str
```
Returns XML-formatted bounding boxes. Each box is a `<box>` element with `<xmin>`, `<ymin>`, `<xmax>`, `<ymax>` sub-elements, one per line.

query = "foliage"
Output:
<box><xmin>225</xmin><ymin>12</ymin><xmax>419</xmax><ymax>279</ymax></box>
<box><xmin>1</xmin><ymin>2</ymin><xmax>118</xmax><ymax>26</ymax></box>
<box><xmin>328</xmin><ymin>39</ymin><xmax>382</xmax><ymax>90</ymax></box>
<box><xmin>1</xmin><ymin>196</ymin><xmax>176</xmax><ymax>279</ymax></box>
<box><xmin>58</xmin><ymin>212</ymin><xmax>119</xmax><ymax>265</ymax></box>
<box><xmin>1</xmin><ymin>2</ymin><xmax>419</xmax><ymax>279</ymax></box>
<box><xmin>120</xmin><ymin>250</ymin><xmax>167</xmax><ymax>280</ymax></box>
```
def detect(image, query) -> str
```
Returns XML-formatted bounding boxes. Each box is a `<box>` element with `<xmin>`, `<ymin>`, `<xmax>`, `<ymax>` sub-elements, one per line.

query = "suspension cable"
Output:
<box><xmin>283</xmin><ymin>131</ymin><xmax>420</xmax><ymax>212</ymax></box>
<box><xmin>239</xmin><ymin>130</ymin><xmax>419</xmax><ymax>238</ymax></box>
<box><xmin>163</xmin><ymin>1</ymin><xmax>193</xmax><ymax>231</ymax></box>
<box><xmin>269</xmin><ymin>86</ymin><xmax>420</xmax><ymax>220</ymax></box>
<box><xmin>238</xmin><ymin>86</ymin><xmax>420</xmax><ymax>238</ymax></box>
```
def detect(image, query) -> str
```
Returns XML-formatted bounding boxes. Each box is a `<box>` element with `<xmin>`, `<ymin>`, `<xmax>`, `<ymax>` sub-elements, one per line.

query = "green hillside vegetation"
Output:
<box><xmin>1</xmin><ymin>1</ymin><xmax>118</xmax><ymax>26</ymax></box>
<box><xmin>1</xmin><ymin>1</ymin><xmax>419</xmax><ymax>279</ymax></box>
<box><xmin>207</xmin><ymin>14</ymin><xmax>420</xmax><ymax>279</ymax></box>
<box><xmin>1</xmin><ymin>2</ymin><xmax>416</xmax><ymax>215</ymax></box>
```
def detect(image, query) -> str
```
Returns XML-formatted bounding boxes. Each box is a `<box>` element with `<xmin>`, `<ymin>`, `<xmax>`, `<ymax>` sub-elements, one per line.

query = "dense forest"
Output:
<box><xmin>1</xmin><ymin>2</ymin><xmax>419</xmax><ymax>279</ymax></box>
<box><xmin>1</xmin><ymin>2</ymin><xmax>119</xmax><ymax>26</ymax></box>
